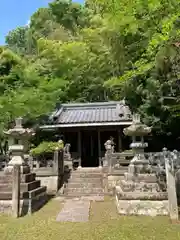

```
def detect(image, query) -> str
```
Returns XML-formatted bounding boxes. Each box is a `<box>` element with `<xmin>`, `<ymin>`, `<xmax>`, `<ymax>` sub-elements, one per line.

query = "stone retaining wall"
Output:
<box><xmin>36</xmin><ymin>175</ymin><xmax>60</xmax><ymax>195</ymax></box>
<box><xmin>116</xmin><ymin>197</ymin><xmax>169</xmax><ymax>216</ymax></box>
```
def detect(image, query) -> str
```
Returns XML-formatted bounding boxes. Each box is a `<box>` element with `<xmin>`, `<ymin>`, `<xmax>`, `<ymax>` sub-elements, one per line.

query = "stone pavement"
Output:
<box><xmin>55</xmin><ymin>195</ymin><xmax>104</xmax><ymax>202</ymax></box>
<box><xmin>56</xmin><ymin>199</ymin><xmax>90</xmax><ymax>222</ymax></box>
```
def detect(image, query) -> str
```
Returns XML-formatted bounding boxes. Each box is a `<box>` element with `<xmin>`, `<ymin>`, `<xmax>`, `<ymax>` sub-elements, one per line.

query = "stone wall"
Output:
<box><xmin>31</xmin><ymin>149</ymin><xmax>66</xmax><ymax>195</ymax></box>
<box><xmin>116</xmin><ymin>198</ymin><xmax>169</xmax><ymax>216</ymax></box>
<box><xmin>36</xmin><ymin>175</ymin><xmax>60</xmax><ymax>195</ymax></box>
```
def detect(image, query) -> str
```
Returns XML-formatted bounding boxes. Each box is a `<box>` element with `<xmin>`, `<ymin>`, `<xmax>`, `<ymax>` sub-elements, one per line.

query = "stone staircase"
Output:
<box><xmin>64</xmin><ymin>168</ymin><xmax>104</xmax><ymax>198</ymax></box>
<box><xmin>0</xmin><ymin>167</ymin><xmax>47</xmax><ymax>215</ymax></box>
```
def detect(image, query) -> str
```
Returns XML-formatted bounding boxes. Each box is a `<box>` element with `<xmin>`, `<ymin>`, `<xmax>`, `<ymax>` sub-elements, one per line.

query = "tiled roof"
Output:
<box><xmin>51</xmin><ymin>101</ymin><xmax>132</xmax><ymax>126</ymax></box>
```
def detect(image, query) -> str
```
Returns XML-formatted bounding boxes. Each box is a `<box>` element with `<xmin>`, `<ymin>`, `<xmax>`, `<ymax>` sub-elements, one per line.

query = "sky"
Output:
<box><xmin>0</xmin><ymin>0</ymin><xmax>83</xmax><ymax>45</ymax></box>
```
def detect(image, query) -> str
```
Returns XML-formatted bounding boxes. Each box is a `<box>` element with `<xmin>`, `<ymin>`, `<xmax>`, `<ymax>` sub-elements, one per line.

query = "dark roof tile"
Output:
<box><xmin>52</xmin><ymin>101</ymin><xmax>132</xmax><ymax>125</ymax></box>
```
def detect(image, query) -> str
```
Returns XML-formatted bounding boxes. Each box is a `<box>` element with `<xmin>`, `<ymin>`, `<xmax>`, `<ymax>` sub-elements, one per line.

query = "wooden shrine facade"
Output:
<box><xmin>40</xmin><ymin>101</ymin><xmax>133</xmax><ymax>168</ymax></box>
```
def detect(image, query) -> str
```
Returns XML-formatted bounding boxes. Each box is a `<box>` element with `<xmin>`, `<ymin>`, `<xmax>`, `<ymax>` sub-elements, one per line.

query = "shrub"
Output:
<box><xmin>30</xmin><ymin>141</ymin><xmax>64</xmax><ymax>156</ymax></box>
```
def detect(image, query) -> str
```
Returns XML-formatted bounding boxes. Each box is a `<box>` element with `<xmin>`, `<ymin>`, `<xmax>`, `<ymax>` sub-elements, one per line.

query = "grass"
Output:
<box><xmin>0</xmin><ymin>196</ymin><xmax>180</xmax><ymax>240</ymax></box>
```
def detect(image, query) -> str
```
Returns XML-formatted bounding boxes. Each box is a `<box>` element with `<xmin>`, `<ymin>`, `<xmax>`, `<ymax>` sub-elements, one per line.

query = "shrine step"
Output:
<box><xmin>75</xmin><ymin>168</ymin><xmax>102</xmax><ymax>172</ymax></box>
<box><xmin>112</xmin><ymin>169</ymin><xmax>128</xmax><ymax>175</ymax></box>
<box><xmin>67</xmin><ymin>187</ymin><xmax>104</xmax><ymax>193</ymax></box>
<box><xmin>71</xmin><ymin>173</ymin><xmax>102</xmax><ymax>178</ymax></box>
<box><xmin>65</xmin><ymin>193</ymin><xmax>104</xmax><ymax>198</ymax></box>
<box><xmin>65</xmin><ymin>168</ymin><xmax>104</xmax><ymax>197</ymax></box>
<box><xmin>119</xmin><ymin>166</ymin><xmax>128</xmax><ymax>170</ymax></box>
<box><xmin>68</xmin><ymin>177</ymin><xmax>102</xmax><ymax>183</ymax></box>
<box><xmin>67</xmin><ymin>182</ymin><xmax>103</xmax><ymax>189</ymax></box>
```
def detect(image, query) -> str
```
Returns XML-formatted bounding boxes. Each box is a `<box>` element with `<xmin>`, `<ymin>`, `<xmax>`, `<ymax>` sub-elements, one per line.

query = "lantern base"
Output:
<box><xmin>4</xmin><ymin>156</ymin><xmax>30</xmax><ymax>174</ymax></box>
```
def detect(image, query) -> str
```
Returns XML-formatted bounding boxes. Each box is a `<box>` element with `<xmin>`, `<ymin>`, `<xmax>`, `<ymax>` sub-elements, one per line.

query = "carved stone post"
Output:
<box><xmin>53</xmin><ymin>149</ymin><xmax>59</xmax><ymax>174</ymax></box>
<box><xmin>28</xmin><ymin>155</ymin><xmax>34</xmax><ymax>170</ymax></box>
<box><xmin>12</xmin><ymin>165</ymin><xmax>20</xmax><ymax>218</ymax></box>
<box><xmin>163</xmin><ymin>148</ymin><xmax>178</xmax><ymax>222</ymax></box>
<box><xmin>64</xmin><ymin>143</ymin><xmax>72</xmax><ymax>170</ymax></box>
<box><xmin>104</xmin><ymin>140</ymin><xmax>113</xmax><ymax>173</ymax></box>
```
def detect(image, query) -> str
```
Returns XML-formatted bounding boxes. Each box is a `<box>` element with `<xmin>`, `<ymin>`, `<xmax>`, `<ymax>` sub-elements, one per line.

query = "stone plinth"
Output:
<box><xmin>0</xmin><ymin>167</ymin><xmax>47</xmax><ymax>216</ymax></box>
<box><xmin>115</xmin><ymin>173</ymin><xmax>168</xmax><ymax>216</ymax></box>
<box><xmin>116</xmin><ymin>199</ymin><xmax>169</xmax><ymax>216</ymax></box>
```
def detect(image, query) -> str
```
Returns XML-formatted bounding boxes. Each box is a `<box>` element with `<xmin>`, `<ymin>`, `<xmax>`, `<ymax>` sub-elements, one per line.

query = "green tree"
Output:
<box><xmin>2</xmin><ymin>0</ymin><xmax>180</xmax><ymax>150</ymax></box>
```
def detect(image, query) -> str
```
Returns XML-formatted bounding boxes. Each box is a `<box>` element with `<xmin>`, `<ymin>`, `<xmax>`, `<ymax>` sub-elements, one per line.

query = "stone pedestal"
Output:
<box><xmin>115</xmin><ymin>171</ymin><xmax>168</xmax><ymax>216</ymax></box>
<box><xmin>0</xmin><ymin>166</ymin><xmax>47</xmax><ymax>216</ymax></box>
<box><xmin>4</xmin><ymin>145</ymin><xmax>29</xmax><ymax>174</ymax></box>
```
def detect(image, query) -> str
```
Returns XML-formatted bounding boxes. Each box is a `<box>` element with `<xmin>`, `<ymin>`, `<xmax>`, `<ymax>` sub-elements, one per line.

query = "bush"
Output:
<box><xmin>30</xmin><ymin>141</ymin><xmax>64</xmax><ymax>156</ymax></box>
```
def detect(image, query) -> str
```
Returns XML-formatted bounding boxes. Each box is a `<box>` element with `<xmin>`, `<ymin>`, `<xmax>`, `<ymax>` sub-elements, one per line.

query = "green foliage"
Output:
<box><xmin>1</xmin><ymin>0</ymin><xmax>180</xmax><ymax>148</ymax></box>
<box><xmin>5</xmin><ymin>27</ymin><xmax>36</xmax><ymax>56</ymax></box>
<box><xmin>49</xmin><ymin>0</ymin><xmax>90</xmax><ymax>31</ymax></box>
<box><xmin>30</xmin><ymin>141</ymin><xmax>64</xmax><ymax>156</ymax></box>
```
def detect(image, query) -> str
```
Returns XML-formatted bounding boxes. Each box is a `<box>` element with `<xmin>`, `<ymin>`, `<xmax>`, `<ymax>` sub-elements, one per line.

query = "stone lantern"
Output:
<box><xmin>115</xmin><ymin>116</ymin><xmax>169</xmax><ymax>216</ymax></box>
<box><xmin>4</xmin><ymin>117</ymin><xmax>35</xmax><ymax>173</ymax></box>
<box><xmin>123</xmin><ymin>114</ymin><xmax>151</xmax><ymax>174</ymax></box>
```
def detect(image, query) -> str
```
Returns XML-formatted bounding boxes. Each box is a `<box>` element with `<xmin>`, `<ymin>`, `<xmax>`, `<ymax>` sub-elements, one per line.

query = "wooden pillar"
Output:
<box><xmin>118</xmin><ymin>129</ymin><xmax>122</xmax><ymax>152</ymax></box>
<box><xmin>98</xmin><ymin>129</ymin><xmax>101</xmax><ymax>167</ymax></box>
<box><xmin>78</xmin><ymin>131</ymin><xmax>82</xmax><ymax>168</ymax></box>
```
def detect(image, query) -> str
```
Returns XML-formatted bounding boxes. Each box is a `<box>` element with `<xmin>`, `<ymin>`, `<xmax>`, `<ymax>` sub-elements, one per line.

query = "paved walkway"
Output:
<box><xmin>56</xmin><ymin>199</ymin><xmax>90</xmax><ymax>222</ymax></box>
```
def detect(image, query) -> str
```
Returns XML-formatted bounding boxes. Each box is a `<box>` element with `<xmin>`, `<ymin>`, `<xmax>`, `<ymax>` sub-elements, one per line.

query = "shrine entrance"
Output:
<box><xmin>81</xmin><ymin>130</ymin><xmax>99</xmax><ymax>167</ymax></box>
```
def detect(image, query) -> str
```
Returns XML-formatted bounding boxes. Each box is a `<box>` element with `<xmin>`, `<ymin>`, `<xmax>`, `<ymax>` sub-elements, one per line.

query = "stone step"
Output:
<box><xmin>0</xmin><ymin>173</ymin><xmax>36</xmax><ymax>183</ymax></box>
<box><xmin>68</xmin><ymin>177</ymin><xmax>102</xmax><ymax>183</ymax></box>
<box><xmin>22</xmin><ymin>173</ymin><xmax>36</xmax><ymax>183</ymax></box>
<box><xmin>75</xmin><ymin>168</ymin><xmax>102</xmax><ymax>172</ymax></box>
<box><xmin>67</xmin><ymin>182</ymin><xmax>102</xmax><ymax>189</ymax></box>
<box><xmin>58</xmin><ymin>195</ymin><xmax>104</xmax><ymax>201</ymax></box>
<box><xmin>113</xmin><ymin>166</ymin><xmax>128</xmax><ymax>170</ymax></box>
<box><xmin>71</xmin><ymin>173</ymin><xmax>102</xmax><ymax>178</ymax></box>
<box><xmin>0</xmin><ymin>186</ymin><xmax>47</xmax><ymax>200</ymax></box>
<box><xmin>65</xmin><ymin>192</ymin><xmax>104</xmax><ymax>198</ymax></box>
<box><xmin>0</xmin><ymin>191</ymin><xmax>29</xmax><ymax>200</ymax></box>
<box><xmin>112</xmin><ymin>169</ymin><xmax>128</xmax><ymax>175</ymax></box>
<box><xmin>119</xmin><ymin>166</ymin><xmax>128</xmax><ymax>170</ymax></box>
<box><xmin>0</xmin><ymin>180</ymin><xmax>40</xmax><ymax>192</ymax></box>
<box><xmin>66</xmin><ymin>187</ymin><xmax>104</xmax><ymax>194</ymax></box>
<box><xmin>29</xmin><ymin>186</ymin><xmax>47</xmax><ymax>198</ymax></box>
<box><xmin>119</xmin><ymin>160</ymin><xmax>130</xmax><ymax>163</ymax></box>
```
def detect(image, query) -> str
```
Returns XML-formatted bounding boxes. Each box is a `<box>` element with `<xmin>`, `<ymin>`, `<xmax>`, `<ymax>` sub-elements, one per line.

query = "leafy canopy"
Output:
<box><xmin>1</xmin><ymin>0</ymin><xmax>180</xmax><ymax>149</ymax></box>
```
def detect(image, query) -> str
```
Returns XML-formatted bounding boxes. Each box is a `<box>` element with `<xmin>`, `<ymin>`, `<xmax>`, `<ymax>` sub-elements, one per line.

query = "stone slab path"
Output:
<box><xmin>55</xmin><ymin>195</ymin><xmax>104</xmax><ymax>202</ymax></box>
<box><xmin>56</xmin><ymin>199</ymin><xmax>90</xmax><ymax>222</ymax></box>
